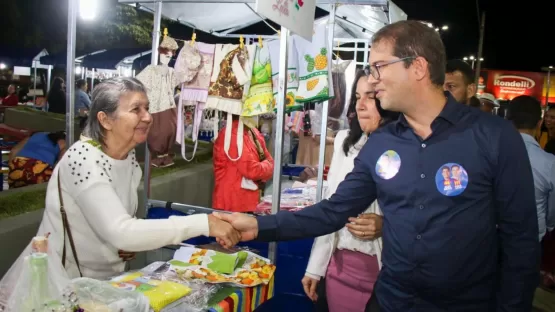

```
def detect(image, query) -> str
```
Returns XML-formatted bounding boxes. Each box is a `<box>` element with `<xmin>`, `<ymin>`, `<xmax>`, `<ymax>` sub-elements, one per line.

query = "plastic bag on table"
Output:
<box><xmin>139</xmin><ymin>262</ymin><xmax>221</xmax><ymax>312</ymax></box>
<box><xmin>0</xmin><ymin>236</ymin><xmax>70</xmax><ymax>312</ymax></box>
<box><xmin>64</xmin><ymin>278</ymin><xmax>150</xmax><ymax>312</ymax></box>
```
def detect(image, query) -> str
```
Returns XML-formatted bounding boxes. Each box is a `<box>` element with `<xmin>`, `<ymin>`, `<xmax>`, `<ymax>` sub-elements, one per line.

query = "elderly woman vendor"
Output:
<box><xmin>36</xmin><ymin>77</ymin><xmax>240</xmax><ymax>279</ymax></box>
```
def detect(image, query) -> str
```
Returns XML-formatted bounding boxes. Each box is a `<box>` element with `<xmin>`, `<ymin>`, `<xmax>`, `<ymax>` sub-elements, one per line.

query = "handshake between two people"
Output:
<box><xmin>207</xmin><ymin>212</ymin><xmax>258</xmax><ymax>249</ymax></box>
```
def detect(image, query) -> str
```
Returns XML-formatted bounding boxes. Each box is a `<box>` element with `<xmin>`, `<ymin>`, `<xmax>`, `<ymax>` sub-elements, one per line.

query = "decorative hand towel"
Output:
<box><xmin>175</xmin><ymin>42</ymin><xmax>216</xmax><ymax>161</ymax></box>
<box><xmin>207</xmin><ymin>44</ymin><xmax>256</xmax><ymax>161</ymax></box>
<box><xmin>294</xmin><ymin>23</ymin><xmax>332</xmax><ymax>103</ymax></box>
<box><xmin>268</xmin><ymin>39</ymin><xmax>299</xmax><ymax>109</ymax></box>
<box><xmin>242</xmin><ymin>46</ymin><xmax>274</xmax><ymax>117</ymax></box>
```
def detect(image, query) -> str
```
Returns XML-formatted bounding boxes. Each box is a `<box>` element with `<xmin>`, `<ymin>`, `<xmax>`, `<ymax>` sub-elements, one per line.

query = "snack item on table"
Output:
<box><xmin>110</xmin><ymin>272</ymin><xmax>191</xmax><ymax>312</ymax></box>
<box><xmin>170</xmin><ymin>247</ymin><xmax>276</xmax><ymax>288</ymax></box>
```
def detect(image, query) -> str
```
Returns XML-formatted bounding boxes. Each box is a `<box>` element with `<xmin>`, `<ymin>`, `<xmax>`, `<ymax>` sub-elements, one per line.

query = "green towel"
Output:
<box><xmin>207</xmin><ymin>251</ymin><xmax>248</xmax><ymax>275</ymax></box>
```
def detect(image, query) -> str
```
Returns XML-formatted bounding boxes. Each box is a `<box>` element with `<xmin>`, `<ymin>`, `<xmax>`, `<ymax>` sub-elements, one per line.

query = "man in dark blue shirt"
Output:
<box><xmin>215</xmin><ymin>20</ymin><xmax>539</xmax><ymax>311</ymax></box>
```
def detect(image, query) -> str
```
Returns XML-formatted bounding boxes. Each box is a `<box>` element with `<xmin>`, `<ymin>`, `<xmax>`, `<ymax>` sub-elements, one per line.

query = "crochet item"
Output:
<box><xmin>160</xmin><ymin>35</ymin><xmax>179</xmax><ymax>51</ymax></box>
<box><xmin>294</xmin><ymin>23</ymin><xmax>332</xmax><ymax>103</ymax></box>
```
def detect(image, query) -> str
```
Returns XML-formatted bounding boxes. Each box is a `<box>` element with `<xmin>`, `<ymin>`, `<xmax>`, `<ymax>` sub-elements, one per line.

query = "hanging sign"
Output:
<box><xmin>256</xmin><ymin>0</ymin><xmax>316</xmax><ymax>42</ymax></box>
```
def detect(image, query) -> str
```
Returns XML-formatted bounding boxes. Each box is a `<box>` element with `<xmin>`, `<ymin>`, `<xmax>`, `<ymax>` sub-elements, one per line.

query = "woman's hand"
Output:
<box><xmin>208</xmin><ymin>213</ymin><xmax>241</xmax><ymax>249</ymax></box>
<box><xmin>346</xmin><ymin>213</ymin><xmax>383</xmax><ymax>240</ymax></box>
<box><xmin>118</xmin><ymin>250</ymin><xmax>136</xmax><ymax>262</ymax></box>
<box><xmin>301</xmin><ymin>275</ymin><xmax>319</xmax><ymax>301</ymax></box>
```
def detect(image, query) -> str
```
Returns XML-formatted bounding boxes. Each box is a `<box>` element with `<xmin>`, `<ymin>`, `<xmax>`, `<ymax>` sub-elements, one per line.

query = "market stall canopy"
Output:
<box><xmin>118</xmin><ymin>0</ymin><xmax>406</xmax><ymax>38</ymax></box>
<box><xmin>80</xmin><ymin>48</ymin><xmax>151</xmax><ymax>70</ymax></box>
<box><xmin>40</xmin><ymin>49</ymin><xmax>107</xmax><ymax>67</ymax></box>
<box><xmin>0</xmin><ymin>46</ymin><xmax>49</xmax><ymax>69</ymax></box>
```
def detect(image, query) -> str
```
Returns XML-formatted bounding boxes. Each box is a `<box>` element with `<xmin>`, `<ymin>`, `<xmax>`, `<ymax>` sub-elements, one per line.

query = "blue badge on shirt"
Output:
<box><xmin>435</xmin><ymin>163</ymin><xmax>469</xmax><ymax>196</ymax></box>
<box><xmin>375</xmin><ymin>150</ymin><xmax>401</xmax><ymax>180</ymax></box>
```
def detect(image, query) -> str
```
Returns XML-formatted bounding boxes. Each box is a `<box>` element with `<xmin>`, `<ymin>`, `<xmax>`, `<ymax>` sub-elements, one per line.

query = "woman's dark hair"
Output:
<box><xmin>328</xmin><ymin>71</ymin><xmax>347</xmax><ymax>131</ymax></box>
<box><xmin>342</xmin><ymin>70</ymin><xmax>400</xmax><ymax>156</ymax></box>
<box><xmin>46</xmin><ymin>131</ymin><xmax>66</xmax><ymax>145</ymax></box>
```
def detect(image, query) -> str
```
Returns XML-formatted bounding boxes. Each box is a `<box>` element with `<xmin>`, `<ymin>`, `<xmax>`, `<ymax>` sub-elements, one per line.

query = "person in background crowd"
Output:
<box><xmin>507</xmin><ymin>96</ymin><xmax>555</xmax><ymax>291</ymax></box>
<box><xmin>215</xmin><ymin>20</ymin><xmax>539</xmax><ymax>312</ymax></box>
<box><xmin>302</xmin><ymin>70</ymin><xmax>400</xmax><ymax>311</ymax></box>
<box><xmin>444</xmin><ymin>59</ymin><xmax>476</xmax><ymax>105</ymax></box>
<box><xmin>212</xmin><ymin>114</ymin><xmax>274</xmax><ymax>212</ymax></box>
<box><xmin>468</xmin><ymin>95</ymin><xmax>481</xmax><ymax>108</ymax></box>
<box><xmin>1</xmin><ymin>84</ymin><xmax>19</xmax><ymax>106</ymax></box>
<box><xmin>7</xmin><ymin>131</ymin><xmax>67</xmax><ymax>188</ymax></box>
<box><xmin>47</xmin><ymin>77</ymin><xmax>66</xmax><ymax>114</ymax></box>
<box><xmin>477</xmin><ymin>92</ymin><xmax>499</xmax><ymax>114</ymax></box>
<box><xmin>540</xmin><ymin>106</ymin><xmax>555</xmax><ymax>151</ymax></box>
<box><xmin>506</xmin><ymin>95</ymin><xmax>555</xmax><ymax>241</ymax></box>
<box><xmin>75</xmin><ymin>79</ymin><xmax>91</xmax><ymax>116</ymax></box>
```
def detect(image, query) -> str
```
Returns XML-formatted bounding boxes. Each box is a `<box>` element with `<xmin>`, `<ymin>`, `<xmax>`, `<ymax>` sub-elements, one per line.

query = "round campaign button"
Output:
<box><xmin>435</xmin><ymin>163</ymin><xmax>469</xmax><ymax>196</ymax></box>
<box><xmin>375</xmin><ymin>150</ymin><xmax>401</xmax><ymax>180</ymax></box>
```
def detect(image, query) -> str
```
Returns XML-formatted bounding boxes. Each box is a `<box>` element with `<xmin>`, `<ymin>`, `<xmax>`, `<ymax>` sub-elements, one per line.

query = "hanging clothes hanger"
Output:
<box><xmin>163</xmin><ymin>27</ymin><xmax>168</xmax><ymax>38</ymax></box>
<box><xmin>258</xmin><ymin>35</ymin><xmax>263</xmax><ymax>48</ymax></box>
<box><xmin>190</xmin><ymin>29</ymin><xmax>196</xmax><ymax>46</ymax></box>
<box><xmin>239</xmin><ymin>35</ymin><xmax>245</xmax><ymax>49</ymax></box>
<box><xmin>333</xmin><ymin>40</ymin><xmax>341</xmax><ymax>60</ymax></box>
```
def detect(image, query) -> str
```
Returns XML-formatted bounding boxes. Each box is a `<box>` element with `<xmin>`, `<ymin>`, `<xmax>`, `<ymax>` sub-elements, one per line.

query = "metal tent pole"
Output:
<box><xmin>47</xmin><ymin>65</ymin><xmax>52</xmax><ymax>93</ymax></box>
<box><xmin>144</xmin><ymin>0</ymin><xmax>162</xmax><ymax>214</ymax></box>
<box><xmin>33</xmin><ymin>61</ymin><xmax>38</xmax><ymax>104</ymax></box>
<box><xmin>268</xmin><ymin>27</ymin><xmax>291</xmax><ymax>263</ymax></box>
<box><xmin>316</xmin><ymin>3</ymin><xmax>336</xmax><ymax>202</ymax></box>
<box><xmin>65</xmin><ymin>0</ymin><xmax>77</xmax><ymax>145</ymax></box>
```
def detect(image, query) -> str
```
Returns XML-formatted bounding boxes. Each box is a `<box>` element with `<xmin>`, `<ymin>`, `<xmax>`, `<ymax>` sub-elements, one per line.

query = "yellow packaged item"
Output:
<box><xmin>110</xmin><ymin>272</ymin><xmax>191</xmax><ymax>312</ymax></box>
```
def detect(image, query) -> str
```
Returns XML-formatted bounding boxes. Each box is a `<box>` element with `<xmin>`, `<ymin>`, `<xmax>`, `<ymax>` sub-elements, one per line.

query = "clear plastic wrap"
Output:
<box><xmin>138</xmin><ymin>262</ymin><xmax>221</xmax><ymax>312</ymax></box>
<box><xmin>63</xmin><ymin>278</ymin><xmax>150</xmax><ymax>312</ymax></box>
<box><xmin>0</xmin><ymin>236</ymin><xmax>70</xmax><ymax>312</ymax></box>
<box><xmin>255</xmin><ymin>188</ymin><xmax>316</xmax><ymax>215</ymax></box>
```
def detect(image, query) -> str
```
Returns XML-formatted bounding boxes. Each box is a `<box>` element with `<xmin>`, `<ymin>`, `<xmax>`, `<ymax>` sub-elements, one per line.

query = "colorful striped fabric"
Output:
<box><xmin>208</xmin><ymin>277</ymin><xmax>274</xmax><ymax>312</ymax></box>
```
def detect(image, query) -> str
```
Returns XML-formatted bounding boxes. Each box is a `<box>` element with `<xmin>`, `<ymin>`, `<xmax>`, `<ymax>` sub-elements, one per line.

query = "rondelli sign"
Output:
<box><xmin>493</xmin><ymin>75</ymin><xmax>536</xmax><ymax>89</ymax></box>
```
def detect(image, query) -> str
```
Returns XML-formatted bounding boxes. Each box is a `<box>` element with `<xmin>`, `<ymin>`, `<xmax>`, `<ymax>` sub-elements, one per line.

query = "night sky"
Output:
<box><xmin>5</xmin><ymin>0</ymin><xmax>555</xmax><ymax>73</ymax></box>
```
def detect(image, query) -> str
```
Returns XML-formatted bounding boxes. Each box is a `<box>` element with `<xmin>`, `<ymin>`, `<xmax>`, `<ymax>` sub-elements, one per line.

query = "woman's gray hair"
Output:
<box><xmin>83</xmin><ymin>77</ymin><xmax>146</xmax><ymax>146</ymax></box>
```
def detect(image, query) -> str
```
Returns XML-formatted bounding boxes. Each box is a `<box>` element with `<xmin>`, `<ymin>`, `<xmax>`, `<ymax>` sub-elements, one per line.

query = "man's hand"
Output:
<box><xmin>208</xmin><ymin>214</ymin><xmax>241</xmax><ymax>248</ymax></box>
<box><xmin>299</xmin><ymin>166</ymin><xmax>317</xmax><ymax>183</ymax></box>
<box><xmin>301</xmin><ymin>275</ymin><xmax>319</xmax><ymax>301</ymax></box>
<box><xmin>346</xmin><ymin>213</ymin><xmax>383</xmax><ymax>240</ymax></box>
<box><xmin>212</xmin><ymin>212</ymin><xmax>259</xmax><ymax>243</ymax></box>
<box><xmin>118</xmin><ymin>250</ymin><xmax>136</xmax><ymax>262</ymax></box>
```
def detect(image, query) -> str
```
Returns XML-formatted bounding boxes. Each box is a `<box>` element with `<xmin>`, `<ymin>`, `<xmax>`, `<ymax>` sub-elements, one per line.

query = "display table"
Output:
<box><xmin>207</xmin><ymin>277</ymin><xmax>274</xmax><ymax>312</ymax></box>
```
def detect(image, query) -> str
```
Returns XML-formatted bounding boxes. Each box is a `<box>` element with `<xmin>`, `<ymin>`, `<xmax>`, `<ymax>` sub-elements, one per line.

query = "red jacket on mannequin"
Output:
<box><xmin>212</xmin><ymin>120</ymin><xmax>274</xmax><ymax>212</ymax></box>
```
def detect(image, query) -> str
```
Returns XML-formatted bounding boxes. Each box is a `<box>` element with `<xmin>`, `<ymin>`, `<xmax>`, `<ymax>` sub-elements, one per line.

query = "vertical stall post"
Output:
<box><xmin>65</xmin><ymin>0</ymin><xmax>78</xmax><ymax>145</ymax></box>
<box><xmin>269</xmin><ymin>27</ymin><xmax>291</xmax><ymax>263</ymax></box>
<box><xmin>33</xmin><ymin>61</ymin><xmax>38</xmax><ymax>104</ymax></box>
<box><xmin>143</xmin><ymin>1</ymin><xmax>162</xmax><ymax>212</ymax></box>
<box><xmin>47</xmin><ymin>65</ymin><xmax>52</xmax><ymax>93</ymax></box>
<box><xmin>316</xmin><ymin>3</ymin><xmax>336</xmax><ymax>201</ymax></box>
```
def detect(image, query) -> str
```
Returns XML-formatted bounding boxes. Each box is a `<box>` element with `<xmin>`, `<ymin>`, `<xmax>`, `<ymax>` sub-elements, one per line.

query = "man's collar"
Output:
<box><xmin>397</xmin><ymin>91</ymin><xmax>466</xmax><ymax>128</ymax></box>
<box><xmin>520</xmin><ymin>132</ymin><xmax>540</xmax><ymax>147</ymax></box>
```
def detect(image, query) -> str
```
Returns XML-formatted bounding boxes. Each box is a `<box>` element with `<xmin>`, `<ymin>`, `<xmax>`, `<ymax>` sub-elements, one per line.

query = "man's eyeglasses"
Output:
<box><xmin>364</xmin><ymin>56</ymin><xmax>417</xmax><ymax>80</ymax></box>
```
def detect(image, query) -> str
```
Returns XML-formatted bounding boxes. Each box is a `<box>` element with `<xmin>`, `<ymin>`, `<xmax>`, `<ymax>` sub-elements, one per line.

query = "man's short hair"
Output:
<box><xmin>507</xmin><ymin>95</ymin><xmax>542</xmax><ymax>130</ymax></box>
<box><xmin>372</xmin><ymin>20</ymin><xmax>446</xmax><ymax>87</ymax></box>
<box><xmin>446</xmin><ymin>60</ymin><xmax>475</xmax><ymax>85</ymax></box>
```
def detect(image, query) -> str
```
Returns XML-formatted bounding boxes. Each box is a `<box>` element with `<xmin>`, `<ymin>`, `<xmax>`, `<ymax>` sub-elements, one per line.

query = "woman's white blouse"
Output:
<box><xmin>305</xmin><ymin>130</ymin><xmax>383</xmax><ymax>279</ymax></box>
<box><xmin>39</xmin><ymin>137</ymin><xmax>209</xmax><ymax>279</ymax></box>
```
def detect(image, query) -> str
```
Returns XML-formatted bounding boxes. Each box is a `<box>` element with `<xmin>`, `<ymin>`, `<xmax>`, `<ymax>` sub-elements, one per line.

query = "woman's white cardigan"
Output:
<box><xmin>305</xmin><ymin>130</ymin><xmax>383</xmax><ymax>279</ymax></box>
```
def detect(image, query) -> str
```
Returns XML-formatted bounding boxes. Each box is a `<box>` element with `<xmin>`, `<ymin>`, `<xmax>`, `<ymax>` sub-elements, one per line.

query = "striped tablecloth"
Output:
<box><xmin>208</xmin><ymin>277</ymin><xmax>274</xmax><ymax>312</ymax></box>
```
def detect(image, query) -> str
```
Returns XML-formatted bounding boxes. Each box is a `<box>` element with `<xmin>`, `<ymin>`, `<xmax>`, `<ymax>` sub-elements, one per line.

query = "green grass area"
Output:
<box><xmin>0</xmin><ymin>188</ymin><xmax>47</xmax><ymax>219</ymax></box>
<box><xmin>0</xmin><ymin>146</ymin><xmax>213</xmax><ymax>220</ymax></box>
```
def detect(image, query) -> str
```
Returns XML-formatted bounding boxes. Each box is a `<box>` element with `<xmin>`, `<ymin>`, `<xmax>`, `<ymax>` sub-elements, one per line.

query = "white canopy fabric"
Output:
<box><xmin>118</xmin><ymin>1</ymin><xmax>406</xmax><ymax>39</ymax></box>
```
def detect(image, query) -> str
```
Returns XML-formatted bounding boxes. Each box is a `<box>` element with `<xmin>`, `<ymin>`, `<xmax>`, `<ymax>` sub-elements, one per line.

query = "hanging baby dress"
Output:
<box><xmin>136</xmin><ymin>35</ymin><xmax>180</xmax><ymax>167</ymax></box>
<box><xmin>294</xmin><ymin>23</ymin><xmax>333</xmax><ymax>103</ymax></box>
<box><xmin>206</xmin><ymin>44</ymin><xmax>256</xmax><ymax>161</ymax></box>
<box><xmin>174</xmin><ymin>42</ymin><xmax>216</xmax><ymax>161</ymax></box>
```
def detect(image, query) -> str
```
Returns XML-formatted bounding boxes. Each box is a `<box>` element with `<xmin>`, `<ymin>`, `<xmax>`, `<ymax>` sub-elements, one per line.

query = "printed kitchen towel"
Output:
<box><xmin>294</xmin><ymin>23</ymin><xmax>332</xmax><ymax>103</ymax></box>
<box><xmin>268</xmin><ymin>39</ymin><xmax>299</xmax><ymax>109</ymax></box>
